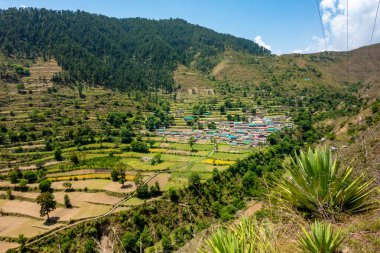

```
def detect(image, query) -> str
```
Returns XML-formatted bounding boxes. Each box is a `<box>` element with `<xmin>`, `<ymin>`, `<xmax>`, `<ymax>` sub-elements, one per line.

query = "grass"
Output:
<box><xmin>124</xmin><ymin>197</ymin><xmax>145</xmax><ymax>206</ymax></box>
<box><xmin>211</xmin><ymin>152</ymin><xmax>249</xmax><ymax>160</ymax></box>
<box><xmin>121</xmin><ymin>158</ymin><xmax>178</xmax><ymax>171</ymax></box>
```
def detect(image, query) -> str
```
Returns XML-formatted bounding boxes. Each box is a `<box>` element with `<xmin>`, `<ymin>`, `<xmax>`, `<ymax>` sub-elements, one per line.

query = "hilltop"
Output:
<box><xmin>0</xmin><ymin>8</ymin><xmax>269</xmax><ymax>93</ymax></box>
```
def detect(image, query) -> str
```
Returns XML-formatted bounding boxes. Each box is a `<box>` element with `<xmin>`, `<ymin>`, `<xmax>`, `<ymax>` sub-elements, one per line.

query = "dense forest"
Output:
<box><xmin>0</xmin><ymin>8</ymin><xmax>270</xmax><ymax>92</ymax></box>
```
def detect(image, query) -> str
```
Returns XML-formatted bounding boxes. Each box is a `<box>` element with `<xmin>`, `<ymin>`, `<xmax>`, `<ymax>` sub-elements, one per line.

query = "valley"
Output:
<box><xmin>0</xmin><ymin>7</ymin><xmax>379</xmax><ymax>253</ymax></box>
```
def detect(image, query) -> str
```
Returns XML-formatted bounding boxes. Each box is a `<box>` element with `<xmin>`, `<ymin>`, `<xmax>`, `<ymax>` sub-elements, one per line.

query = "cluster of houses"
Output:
<box><xmin>156</xmin><ymin>115</ymin><xmax>292</xmax><ymax>146</ymax></box>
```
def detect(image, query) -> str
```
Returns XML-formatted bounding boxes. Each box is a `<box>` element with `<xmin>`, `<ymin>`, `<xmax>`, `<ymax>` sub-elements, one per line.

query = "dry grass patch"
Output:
<box><xmin>0</xmin><ymin>241</ymin><xmax>19</xmax><ymax>253</ymax></box>
<box><xmin>52</xmin><ymin>179</ymin><xmax>136</xmax><ymax>193</ymax></box>
<box><xmin>0</xmin><ymin>199</ymin><xmax>43</xmax><ymax>218</ymax></box>
<box><xmin>0</xmin><ymin>216</ymin><xmax>61</xmax><ymax>238</ymax></box>
<box><xmin>53</xmin><ymin>192</ymin><xmax>121</xmax><ymax>206</ymax></box>
<box><xmin>51</xmin><ymin>202</ymin><xmax>111</xmax><ymax>221</ymax></box>
<box><xmin>147</xmin><ymin>173</ymin><xmax>171</xmax><ymax>190</ymax></box>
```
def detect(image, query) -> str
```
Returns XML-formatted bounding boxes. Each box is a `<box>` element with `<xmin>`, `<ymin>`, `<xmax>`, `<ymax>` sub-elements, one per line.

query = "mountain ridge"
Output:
<box><xmin>0</xmin><ymin>8</ymin><xmax>270</xmax><ymax>92</ymax></box>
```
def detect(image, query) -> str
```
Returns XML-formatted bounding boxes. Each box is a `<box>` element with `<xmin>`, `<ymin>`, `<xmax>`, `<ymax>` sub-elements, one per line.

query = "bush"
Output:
<box><xmin>69</xmin><ymin>152</ymin><xmax>79</xmax><ymax>165</ymax></box>
<box><xmin>169</xmin><ymin>188</ymin><xmax>179</xmax><ymax>203</ymax></box>
<box><xmin>23</xmin><ymin>170</ymin><xmax>37</xmax><ymax>183</ymax></box>
<box><xmin>298</xmin><ymin>221</ymin><xmax>345</xmax><ymax>253</ymax></box>
<box><xmin>39</xmin><ymin>179</ymin><xmax>52</xmax><ymax>192</ymax></box>
<box><xmin>64</xmin><ymin>194</ymin><xmax>72</xmax><ymax>208</ymax></box>
<box><xmin>8</xmin><ymin>169</ymin><xmax>21</xmax><ymax>184</ymax></box>
<box><xmin>122</xmin><ymin>231</ymin><xmax>139</xmax><ymax>252</ymax></box>
<box><xmin>54</xmin><ymin>147</ymin><xmax>63</xmax><ymax>161</ymax></box>
<box><xmin>274</xmin><ymin>147</ymin><xmax>377</xmax><ymax>219</ymax></box>
<box><xmin>130</xmin><ymin>140</ymin><xmax>149</xmax><ymax>153</ymax></box>
<box><xmin>151</xmin><ymin>153</ymin><xmax>163</xmax><ymax>165</ymax></box>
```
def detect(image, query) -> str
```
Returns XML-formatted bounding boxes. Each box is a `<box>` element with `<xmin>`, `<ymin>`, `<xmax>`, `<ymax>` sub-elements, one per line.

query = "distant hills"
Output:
<box><xmin>0</xmin><ymin>8</ymin><xmax>270</xmax><ymax>92</ymax></box>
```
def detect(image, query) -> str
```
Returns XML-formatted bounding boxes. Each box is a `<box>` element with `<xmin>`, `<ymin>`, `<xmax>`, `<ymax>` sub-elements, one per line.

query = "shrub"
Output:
<box><xmin>64</xmin><ymin>194</ymin><xmax>72</xmax><ymax>208</ymax></box>
<box><xmin>298</xmin><ymin>221</ymin><xmax>345</xmax><ymax>253</ymax></box>
<box><xmin>23</xmin><ymin>170</ymin><xmax>37</xmax><ymax>183</ymax></box>
<box><xmin>198</xmin><ymin>217</ymin><xmax>275</xmax><ymax>253</ymax></box>
<box><xmin>274</xmin><ymin>147</ymin><xmax>377</xmax><ymax>219</ymax></box>
<box><xmin>39</xmin><ymin>179</ymin><xmax>52</xmax><ymax>192</ymax></box>
<box><xmin>54</xmin><ymin>147</ymin><xmax>63</xmax><ymax>161</ymax></box>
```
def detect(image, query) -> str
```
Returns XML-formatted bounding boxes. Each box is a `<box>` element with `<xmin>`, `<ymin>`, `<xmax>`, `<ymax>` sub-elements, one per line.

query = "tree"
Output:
<box><xmin>114</xmin><ymin>162</ymin><xmax>126</xmax><ymax>187</ymax></box>
<box><xmin>18</xmin><ymin>234</ymin><xmax>26</xmax><ymax>253</ymax></box>
<box><xmin>54</xmin><ymin>147</ymin><xmax>63</xmax><ymax>161</ymax></box>
<box><xmin>64</xmin><ymin>194</ymin><xmax>72</xmax><ymax>208</ymax></box>
<box><xmin>16</xmin><ymin>83</ymin><xmax>25</xmax><ymax>94</ymax></box>
<box><xmin>242</xmin><ymin>170</ymin><xmax>258</xmax><ymax>195</ymax></box>
<box><xmin>138</xmin><ymin>227</ymin><xmax>153</xmax><ymax>249</ymax></box>
<box><xmin>162</xmin><ymin>234</ymin><xmax>172</xmax><ymax>251</ymax></box>
<box><xmin>36</xmin><ymin>161</ymin><xmax>45</xmax><ymax>170</ymax></box>
<box><xmin>136</xmin><ymin>184</ymin><xmax>150</xmax><ymax>199</ymax></box>
<box><xmin>134</xmin><ymin>172</ymin><xmax>143</xmax><ymax>187</ymax></box>
<box><xmin>151</xmin><ymin>153</ymin><xmax>163</xmax><ymax>165</ymax></box>
<box><xmin>120</xmin><ymin>127</ymin><xmax>134</xmax><ymax>143</ymax></box>
<box><xmin>69</xmin><ymin>152</ymin><xmax>80</xmax><ymax>165</ymax></box>
<box><xmin>84</xmin><ymin>239</ymin><xmax>97</xmax><ymax>253</ymax></box>
<box><xmin>63</xmin><ymin>181</ymin><xmax>72</xmax><ymax>192</ymax></box>
<box><xmin>18</xmin><ymin>179</ymin><xmax>28</xmax><ymax>190</ymax></box>
<box><xmin>6</xmin><ymin>189</ymin><xmax>13</xmax><ymax>200</ymax></box>
<box><xmin>8</xmin><ymin>169</ymin><xmax>21</xmax><ymax>184</ymax></box>
<box><xmin>169</xmin><ymin>188</ymin><xmax>179</xmax><ymax>203</ymax></box>
<box><xmin>219</xmin><ymin>105</ymin><xmax>226</xmax><ymax>114</ymax></box>
<box><xmin>150</xmin><ymin>181</ymin><xmax>161</xmax><ymax>197</ymax></box>
<box><xmin>122</xmin><ymin>231</ymin><xmax>139</xmax><ymax>252</ymax></box>
<box><xmin>23</xmin><ymin>170</ymin><xmax>37</xmax><ymax>183</ymax></box>
<box><xmin>36</xmin><ymin>192</ymin><xmax>57</xmax><ymax>220</ymax></box>
<box><xmin>39</xmin><ymin>179</ymin><xmax>52</xmax><ymax>192</ymax></box>
<box><xmin>130</xmin><ymin>140</ymin><xmax>149</xmax><ymax>152</ymax></box>
<box><xmin>111</xmin><ymin>168</ymin><xmax>119</xmax><ymax>182</ymax></box>
<box><xmin>188</xmin><ymin>137</ymin><xmax>196</xmax><ymax>152</ymax></box>
<box><xmin>188</xmin><ymin>172</ymin><xmax>201</xmax><ymax>192</ymax></box>
<box><xmin>207</xmin><ymin>122</ymin><xmax>216</xmax><ymax>129</ymax></box>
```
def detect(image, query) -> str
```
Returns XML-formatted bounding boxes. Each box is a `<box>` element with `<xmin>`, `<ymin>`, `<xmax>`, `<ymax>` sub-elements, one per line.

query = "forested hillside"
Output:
<box><xmin>0</xmin><ymin>8</ymin><xmax>269</xmax><ymax>92</ymax></box>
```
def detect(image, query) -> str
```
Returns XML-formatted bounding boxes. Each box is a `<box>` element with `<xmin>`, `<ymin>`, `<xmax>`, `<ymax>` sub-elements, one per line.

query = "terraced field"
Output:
<box><xmin>0</xmin><ymin>58</ymin><xmax>286</xmax><ymax>251</ymax></box>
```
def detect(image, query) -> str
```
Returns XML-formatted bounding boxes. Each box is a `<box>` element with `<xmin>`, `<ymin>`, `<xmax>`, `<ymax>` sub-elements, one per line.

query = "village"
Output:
<box><xmin>156</xmin><ymin>114</ymin><xmax>293</xmax><ymax>146</ymax></box>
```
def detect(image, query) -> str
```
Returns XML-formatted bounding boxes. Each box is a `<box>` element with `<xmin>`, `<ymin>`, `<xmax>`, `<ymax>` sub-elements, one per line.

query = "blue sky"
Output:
<box><xmin>1</xmin><ymin>0</ymin><xmax>379</xmax><ymax>54</ymax></box>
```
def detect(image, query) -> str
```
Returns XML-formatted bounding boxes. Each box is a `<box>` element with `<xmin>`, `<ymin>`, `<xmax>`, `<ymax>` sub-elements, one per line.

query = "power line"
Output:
<box><xmin>364</xmin><ymin>0</ymin><xmax>380</xmax><ymax>74</ymax></box>
<box><xmin>315</xmin><ymin>0</ymin><xmax>328</xmax><ymax>52</ymax></box>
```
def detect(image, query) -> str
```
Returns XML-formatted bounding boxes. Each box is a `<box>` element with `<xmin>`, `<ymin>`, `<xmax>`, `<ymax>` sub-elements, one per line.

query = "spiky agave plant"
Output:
<box><xmin>298</xmin><ymin>221</ymin><xmax>345</xmax><ymax>253</ymax></box>
<box><xmin>198</xmin><ymin>217</ymin><xmax>275</xmax><ymax>253</ymax></box>
<box><xmin>276</xmin><ymin>147</ymin><xmax>377</xmax><ymax>219</ymax></box>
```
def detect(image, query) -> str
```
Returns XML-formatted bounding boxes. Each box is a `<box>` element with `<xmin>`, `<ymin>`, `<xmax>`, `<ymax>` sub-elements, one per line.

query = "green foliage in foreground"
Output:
<box><xmin>298</xmin><ymin>221</ymin><xmax>345</xmax><ymax>253</ymax></box>
<box><xmin>275</xmin><ymin>147</ymin><xmax>377</xmax><ymax>219</ymax></box>
<box><xmin>198</xmin><ymin>217</ymin><xmax>275</xmax><ymax>253</ymax></box>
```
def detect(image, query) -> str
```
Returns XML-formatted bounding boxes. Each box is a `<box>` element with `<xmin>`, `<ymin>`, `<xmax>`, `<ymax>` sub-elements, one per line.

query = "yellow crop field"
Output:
<box><xmin>202</xmin><ymin>159</ymin><xmax>235</xmax><ymax>166</ymax></box>
<box><xmin>149</xmin><ymin>148</ymin><xmax>167</xmax><ymax>153</ymax></box>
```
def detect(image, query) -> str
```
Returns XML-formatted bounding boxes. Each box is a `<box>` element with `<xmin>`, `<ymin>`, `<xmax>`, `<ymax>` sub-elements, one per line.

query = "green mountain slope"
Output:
<box><xmin>0</xmin><ymin>8</ymin><xmax>269</xmax><ymax>92</ymax></box>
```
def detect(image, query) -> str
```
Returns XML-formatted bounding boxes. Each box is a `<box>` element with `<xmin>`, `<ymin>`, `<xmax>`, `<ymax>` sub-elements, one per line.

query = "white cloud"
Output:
<box><xmin>295</xmin><ymin>0</ymin><xmax>380</xmax><ymax>53</ymax></box>
<box><xmin>19</xmin><ymin>5</ymin><xmax>27</xmax><ymax>8</ymax></box>
<box><xmin>254</xmin><ymin>35</ymin><xmax>272</xmax><ymax>50</ymax></box>
<box><xmin>321</xmin><ymin>0</ymin><xmax>337</xmax><ymax>12</ymax></box>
